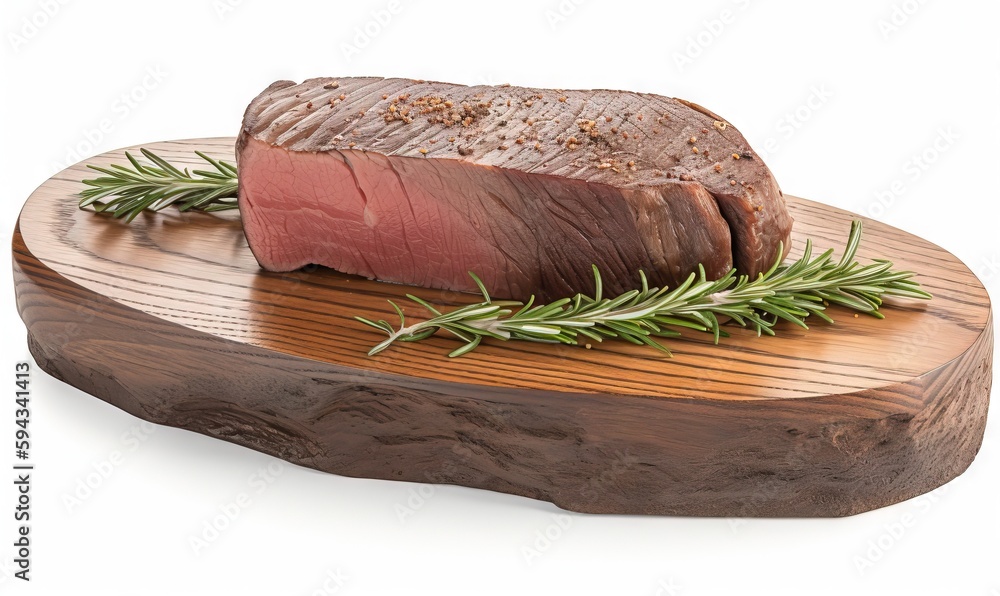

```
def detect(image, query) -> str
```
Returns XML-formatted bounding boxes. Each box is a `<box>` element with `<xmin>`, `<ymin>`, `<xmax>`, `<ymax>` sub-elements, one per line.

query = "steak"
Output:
<box><xmin>237</xmin><ymin>77</ymin><xmax>792</xmax><ymax>302</ymax></box>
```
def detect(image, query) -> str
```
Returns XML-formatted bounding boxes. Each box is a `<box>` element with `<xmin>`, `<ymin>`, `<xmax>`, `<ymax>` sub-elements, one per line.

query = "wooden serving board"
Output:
<box><xmin>13</xmin><ymin>138</ymin><xmax>993</xmax><ymax>516</ymax></box>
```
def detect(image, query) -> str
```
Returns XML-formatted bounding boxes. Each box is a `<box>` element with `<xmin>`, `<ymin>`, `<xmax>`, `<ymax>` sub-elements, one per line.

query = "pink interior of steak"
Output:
<box><xmin>239</xmin><ymin>137</ymin><xmax>733</xmax><ymax>301</ymax></box>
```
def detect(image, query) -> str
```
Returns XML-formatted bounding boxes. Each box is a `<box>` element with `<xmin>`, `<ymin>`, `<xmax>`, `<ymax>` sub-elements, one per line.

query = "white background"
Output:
<box><xmin>1</xmin><ymin>1</ymin><xmax>998</xmax><ymax>594</ymax></box>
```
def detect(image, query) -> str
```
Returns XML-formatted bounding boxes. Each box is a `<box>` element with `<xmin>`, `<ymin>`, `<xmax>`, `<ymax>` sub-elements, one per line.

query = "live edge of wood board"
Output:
<box><xmin>12</xmin><ymin>138</ymin><xmax>993</xmax><ymax>517</ymax></box>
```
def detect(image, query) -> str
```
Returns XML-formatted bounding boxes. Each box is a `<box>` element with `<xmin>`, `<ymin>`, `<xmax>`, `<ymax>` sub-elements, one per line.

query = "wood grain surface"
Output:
<box><xmin>12</xmin><ymin>138</ymin><xmax>993</xmax><ymax>516</ymax></box>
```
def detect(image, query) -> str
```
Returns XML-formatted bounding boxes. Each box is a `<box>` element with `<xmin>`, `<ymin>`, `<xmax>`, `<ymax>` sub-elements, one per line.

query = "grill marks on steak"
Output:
<box><xmin>237</xmin><ymin>77</ymin><xmax>792</xmax><ymax>301</ymax></box>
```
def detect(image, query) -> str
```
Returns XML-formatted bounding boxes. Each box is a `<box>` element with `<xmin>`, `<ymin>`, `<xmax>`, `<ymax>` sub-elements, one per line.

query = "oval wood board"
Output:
<box><xmin>13</xmin><ymin>138</ymin><xmax>993</xmax><ymax>516</ymax></box>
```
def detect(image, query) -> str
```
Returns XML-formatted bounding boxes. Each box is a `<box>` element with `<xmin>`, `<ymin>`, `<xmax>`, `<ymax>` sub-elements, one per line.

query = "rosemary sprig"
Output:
<box><xmin>356</xmin><ymin>221</ymin><xmax>931</xmax><ymax>357</ymax></box>
<box><xmin>79</xmin><ymin>148</ymin><xmax>238</xmax><ymax>222</ymax></box>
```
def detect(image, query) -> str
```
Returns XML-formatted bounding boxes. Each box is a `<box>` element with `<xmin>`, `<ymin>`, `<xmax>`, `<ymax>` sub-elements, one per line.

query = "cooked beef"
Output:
<box><xmin>237</xmin><ymin>77</ymin><xmax>792</xmax><ymax>302</ymax></box>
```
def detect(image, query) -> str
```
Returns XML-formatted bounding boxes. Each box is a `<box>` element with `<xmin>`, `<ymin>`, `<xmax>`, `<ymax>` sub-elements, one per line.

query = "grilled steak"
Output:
<box><xmin>237</xmin><ymin>77</ymin><xmax>792</xmax><ymax>301</ymax></box>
